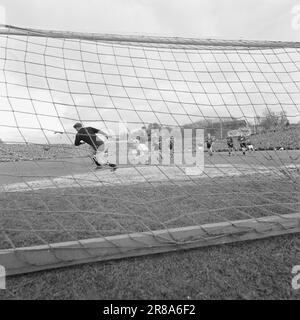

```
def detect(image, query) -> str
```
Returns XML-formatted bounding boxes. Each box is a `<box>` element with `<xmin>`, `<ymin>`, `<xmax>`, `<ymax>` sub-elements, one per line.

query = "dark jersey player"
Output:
<box><xmin>73</xmin><ymin>123</ymin><xmax>117</xmax><ymax>170</ymax></box>
<box><xmin>206</xmin><ymin>134</ymin><xmax>213</xmax><ymax>156</ymax></box>
<box><xmin>226</xmin><ymin>136</ymin><xmax>234</xmax><ymax>156</ymax></box>
<box><xmin>239</xmin><ymin>135</ymin><xmax>247</xmax><ymax>155</ymax></box>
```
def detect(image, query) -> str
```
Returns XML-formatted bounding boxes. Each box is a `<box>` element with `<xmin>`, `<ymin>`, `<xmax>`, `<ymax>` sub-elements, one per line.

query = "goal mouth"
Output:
<box><xmin>0</xmin><ymin>25</ymin><xmax>299</xmax><ymax>275</ymax></box>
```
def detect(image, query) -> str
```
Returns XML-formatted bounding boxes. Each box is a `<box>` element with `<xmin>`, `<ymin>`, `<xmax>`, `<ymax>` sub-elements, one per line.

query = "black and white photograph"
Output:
<box><xmin>0</xmin><ymin>0</ymin><xmax>299</xmax><ymax>305</ymax></box>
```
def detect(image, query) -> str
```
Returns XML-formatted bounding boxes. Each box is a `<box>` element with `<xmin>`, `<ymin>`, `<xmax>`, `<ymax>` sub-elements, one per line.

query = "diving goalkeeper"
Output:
<box><xmin>73</xmin><ymin>122</ymin><xmax>117</xmax><ymax>171</ymax></box>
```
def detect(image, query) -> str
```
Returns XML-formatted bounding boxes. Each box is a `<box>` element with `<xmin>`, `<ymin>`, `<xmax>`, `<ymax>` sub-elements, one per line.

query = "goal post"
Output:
<box><xmin>0</xmin><ymin>25</ymin><xmax>299</xmax><ymax>275</ymax></box>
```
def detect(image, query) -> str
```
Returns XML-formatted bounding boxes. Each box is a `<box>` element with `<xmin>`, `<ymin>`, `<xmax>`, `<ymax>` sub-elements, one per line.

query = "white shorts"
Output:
<box><xmin>90</xmin><ymin>141</ymin><xmax>108</xmax><ymax>165</ymax></box>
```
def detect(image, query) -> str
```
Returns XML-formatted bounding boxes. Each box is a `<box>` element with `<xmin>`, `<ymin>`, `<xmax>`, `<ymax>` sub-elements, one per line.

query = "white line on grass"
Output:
<box><xmin>3</xmin><ymin>164</ymin><xmax>299</xmax><ymax>192</ymax></box>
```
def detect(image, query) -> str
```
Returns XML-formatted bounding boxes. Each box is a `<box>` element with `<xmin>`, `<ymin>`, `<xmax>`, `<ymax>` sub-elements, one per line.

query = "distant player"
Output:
<box><xmin>206</xmin><ymin>134</ymin><xmax>213</xmax><ymax>156</ymax></box>
<box><xmin>247</xmin><ymin>138</ymin><xmax>254</xmax><ymax>152</ymax></box>
<box><xmin>169</xmin><ymin>136</ymin><xmax>175</xmax><ymax>161</ymax></box>
<box><xmin>226</xmin><ymin>135</ymin><xmax>234</xmax><ymax>156</ymax></box>
<box><xmin>73</xmin><ymin>122</ymin><xmax>117</xmax><ymax>171</ymax></box>
<box><xmin>153</xmin><ymin>135</ymin><xmax>175</xmax><ymax>162</ymax></box>
<box><xmin>133</xmin><ymin>136</ymin><xmax>150</xmax><ymax>164</ymax></box>
<box><xmin>239</xmin><ymin>135</ymin><xmax>247</xmax><ymax>155</ymax></box>
<box><xmin>169</xmin><ymin>136</ymin><xmax>174</xmax><ymax>151</ymax></box>
<box><xmin>156</xmin><ymin>136</ymin><xmax>163</xmax><ymax>161</ymax></box>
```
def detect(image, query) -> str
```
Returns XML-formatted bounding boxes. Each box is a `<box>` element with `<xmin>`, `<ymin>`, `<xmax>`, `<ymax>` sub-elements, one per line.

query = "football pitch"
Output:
<box><xmin>1</xmin><ymin>150</ymin><xmax>299</xmax><ymax>190</ymax></box>
<box><xmin>0</xmin><ymin>150</ymin><xmax>299</xmax><ymax>246</ymax></box>
<box><xmin>0</xmin><ymin>150</ymin><xmax>299</xmax><ymax>299</ymax></box>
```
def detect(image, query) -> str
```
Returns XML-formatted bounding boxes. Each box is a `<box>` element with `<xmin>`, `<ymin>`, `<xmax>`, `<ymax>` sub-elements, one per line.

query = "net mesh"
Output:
<box><xmin>0</xmin><ymin>25</ymin><xmax>299</xmax><ymax>274</ymax></box>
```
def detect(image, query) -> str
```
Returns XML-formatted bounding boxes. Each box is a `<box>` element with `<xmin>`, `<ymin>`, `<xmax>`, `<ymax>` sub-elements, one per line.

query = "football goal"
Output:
<box><xmin>0</xmin><ymin>25</ymin><xmax>299</xmax><ymax>275</ymax></box>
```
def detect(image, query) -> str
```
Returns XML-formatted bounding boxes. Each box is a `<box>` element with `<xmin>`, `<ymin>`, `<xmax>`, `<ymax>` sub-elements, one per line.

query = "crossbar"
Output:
<box><xmin>1</xmin><ymin>24</ymin><xmax>300</xmax><ymax>49</ymax></box>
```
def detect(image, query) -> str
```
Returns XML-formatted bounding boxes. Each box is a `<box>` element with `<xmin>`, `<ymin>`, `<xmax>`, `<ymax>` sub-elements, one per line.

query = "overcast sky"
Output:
<box><xmin>0</xmin><ymin>0</ymin><xmax>300</xmax><ymax>41</ymax></box>
<box><xmin>0</xmin><ymin>0</ymin><xmax>300</xmax><ymax>143</ymax></box>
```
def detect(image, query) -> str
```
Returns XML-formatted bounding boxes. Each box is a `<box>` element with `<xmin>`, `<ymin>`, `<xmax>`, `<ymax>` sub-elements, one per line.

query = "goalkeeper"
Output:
<box><xmin>73</xmin><ymin>122</ymin><xmax>117</xmax><ymax>171</ymax></box>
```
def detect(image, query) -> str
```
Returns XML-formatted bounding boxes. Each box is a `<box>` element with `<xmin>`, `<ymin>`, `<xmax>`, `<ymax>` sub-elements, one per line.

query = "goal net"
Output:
<box><xmin>0</xmin><ymin>25</ymin><xmax>299</xmax><ymax>275</ymax></box>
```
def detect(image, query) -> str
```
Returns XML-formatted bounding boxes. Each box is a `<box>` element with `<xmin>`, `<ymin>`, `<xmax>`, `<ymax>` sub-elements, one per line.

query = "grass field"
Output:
<box><xmin>0</xmin><ymin>234</ymin><xmax>299</xmax><ymax>299</ymax></box>
<box><xmin>0</xmin><ymin>150</ymin><xmax>299</xmax><ymax>299</ymax></box>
